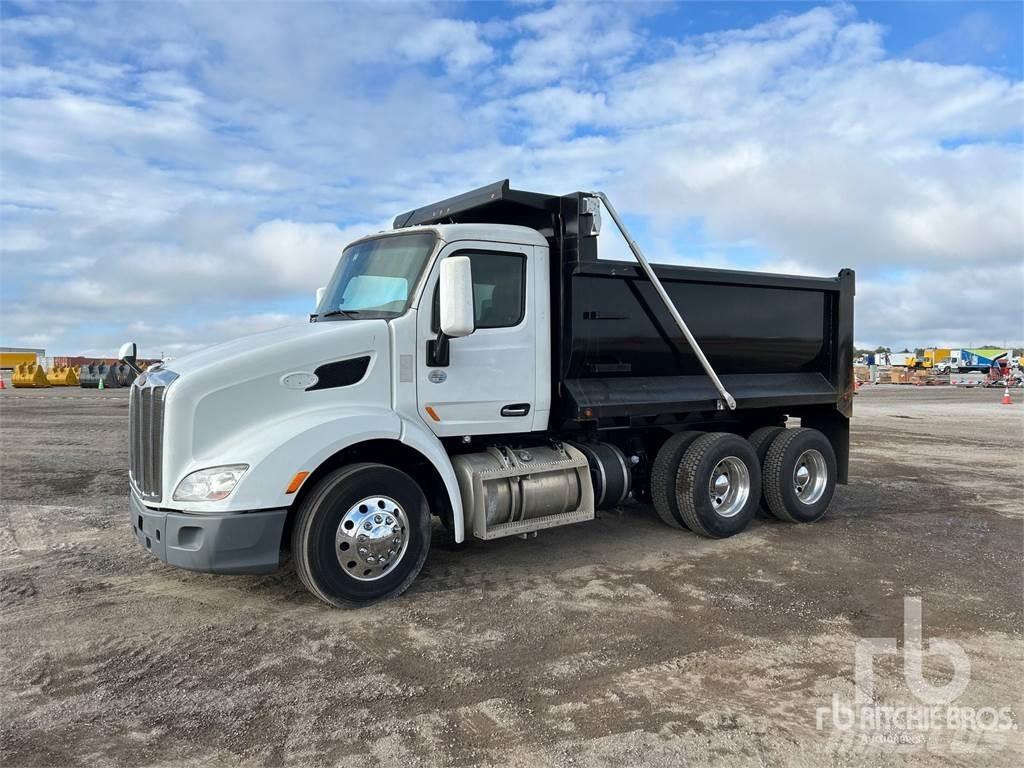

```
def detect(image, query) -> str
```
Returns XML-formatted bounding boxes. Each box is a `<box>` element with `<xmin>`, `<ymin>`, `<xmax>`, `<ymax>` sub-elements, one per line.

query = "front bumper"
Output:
<box><xmin>129</xmin><ymin>492</ymin><xmax>287</xmax><ymax>574</ymax></box>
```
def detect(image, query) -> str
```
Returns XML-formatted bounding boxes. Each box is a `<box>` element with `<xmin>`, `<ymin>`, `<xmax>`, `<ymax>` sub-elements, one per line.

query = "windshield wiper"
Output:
<box><xmin>318</xmin><ymin>309</ymin><xmax>362</xmax><ymax>320</ymax></box>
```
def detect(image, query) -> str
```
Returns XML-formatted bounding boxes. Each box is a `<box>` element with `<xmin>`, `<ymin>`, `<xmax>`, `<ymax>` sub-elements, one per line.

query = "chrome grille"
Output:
<box><xmin>129</xmin><ymin>368</ymin><xmax>177</xmax><ymax>502</ymax></box>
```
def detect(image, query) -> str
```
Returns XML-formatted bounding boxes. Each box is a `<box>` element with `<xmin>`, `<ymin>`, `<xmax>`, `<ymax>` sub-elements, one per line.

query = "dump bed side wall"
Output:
<box><xmin>565</xmin><ymin>269</ymin><xmax>831</xmax><ymax>378</ymax></box>
<box><xmin>555</xmin><ymin>255</ymin><xmax>855</xmax><ymax>428</ymax></box>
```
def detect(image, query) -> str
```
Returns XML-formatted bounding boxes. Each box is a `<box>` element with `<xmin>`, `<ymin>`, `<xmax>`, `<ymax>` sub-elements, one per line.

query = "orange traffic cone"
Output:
<box><xmin>1002</xmin><ymin>387</ymin><xmax>1013</xmax><ymax>405</ymax></box>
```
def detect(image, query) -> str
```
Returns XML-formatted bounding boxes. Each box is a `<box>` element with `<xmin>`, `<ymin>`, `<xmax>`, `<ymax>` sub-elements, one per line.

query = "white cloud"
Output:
<box><xmin>501</xmin><ymin>1</ymin><xmax>642</xmax><ymax>87</ymax></box>
<box><xmin>0</xmin><ymin>1</ymin><xmax>1020</xmax><ymax>356</ymax></box>
<box><xmin>396</xmin><ymin>18</ymin><xmax>494</xmax><ymax>72</ymax></box>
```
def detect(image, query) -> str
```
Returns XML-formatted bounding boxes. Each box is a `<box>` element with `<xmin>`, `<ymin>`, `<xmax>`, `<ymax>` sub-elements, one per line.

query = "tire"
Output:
<box><xmin>676</xmin><ymin>433</ymin><xmax>761</xmax><ymax>538</ymax></box>
<box><xmin>650</xmin><ymin>431</ymin><xmax>704</xmax><ymax>529</ymax></box>
<box><xmin>748</xmin><ymin>426</ymin><xmax>785</xmax><ymax>515</ymax></box>
<box><xmin>292</xmin><ymin>463</ymin><xmax>431</xmax><ymax>607</ymax></box>
<box><xmin>762</xmin><ymin>428</ymin><xmax>837</xmax><ymax>523</ymax></box>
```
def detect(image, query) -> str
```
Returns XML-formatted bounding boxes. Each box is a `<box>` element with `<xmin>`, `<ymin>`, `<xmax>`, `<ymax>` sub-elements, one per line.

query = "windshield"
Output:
<box><xmin>315</xmin><ymin>232</ymin><xmax>436</xmax><ymax>320</ymax></box>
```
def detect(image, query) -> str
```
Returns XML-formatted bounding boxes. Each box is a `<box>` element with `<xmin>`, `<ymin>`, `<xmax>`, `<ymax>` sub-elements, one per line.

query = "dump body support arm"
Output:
<box><xmin>589</xmin><ymin>192</ymin><xmax>737</xmax><ymax>410</ymax></box>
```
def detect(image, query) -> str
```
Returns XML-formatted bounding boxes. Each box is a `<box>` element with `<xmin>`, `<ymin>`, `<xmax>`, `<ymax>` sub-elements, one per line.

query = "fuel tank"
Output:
<box><xmin>452</xmin><ymin>444</ymin><xmax>595</xmax><ymax>540</ymax></box>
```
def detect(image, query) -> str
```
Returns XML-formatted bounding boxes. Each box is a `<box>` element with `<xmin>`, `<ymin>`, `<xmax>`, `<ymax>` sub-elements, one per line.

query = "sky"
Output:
<box><xmin>1</xmin><ymin>0</ymin><xmax>1022</xmax><ymax>357</ymax></box>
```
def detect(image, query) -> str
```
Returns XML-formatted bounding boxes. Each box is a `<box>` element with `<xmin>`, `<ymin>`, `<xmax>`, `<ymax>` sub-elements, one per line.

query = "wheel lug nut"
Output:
<box><xmin>366</xmin><ymin>555</ymin><xmax>376</xmax><ymax>563</ymax></box>
<box><xmin>364</xmin><ymin>522</ymin><xmax>372</xmax><ymax>530</ymax></box>
<box><xmin>374</xmin><ymin>514</ymin><xmax>383</xmax><ymax>524</ymax></box>
<box><xmin>358</xmin><ymin>547</ymin><xmax>368</xmax><ymax>555</ymax></box>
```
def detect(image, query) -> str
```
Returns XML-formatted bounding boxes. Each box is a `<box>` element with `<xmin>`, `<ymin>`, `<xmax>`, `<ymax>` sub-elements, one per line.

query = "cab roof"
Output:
<box><xmin>347</xmin><ymin>222</ymin><xmax>549</xmax><ymax>250</ymax></box>
<box><xmin>432</xmin><ymin>223</ymin><xmax>549</xmax><ymax>247</ymax></box>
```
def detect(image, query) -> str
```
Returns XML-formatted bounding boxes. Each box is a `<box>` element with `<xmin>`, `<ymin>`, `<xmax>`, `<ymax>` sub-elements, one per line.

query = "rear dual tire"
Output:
<box><xmin>761</xmin><ymin>428</ymin><xmax>837</xmax><ymax>523</ymax></box>
<box><xmin>747</xmin><ymin>426</ymin><xmax>785</xmax><ymax>515</ymax></box>
<box><xmin>675</xmin><ymin>433</ymin><xmax>761</xmax><ymax>538</ymax></box>
<box><xmin>652</xmin><ymin>432</ymin><xmax>762</xmax><ymax>538</ymax></box>
<box><xmin>650</xmin><ymin>427</ymin><xmax>838</xmax><ymax>536</ymax></box>
<box><xmin>650</xmin><ymin>431</ymin><xmax>704</xmax><ymax>530</ymax></box>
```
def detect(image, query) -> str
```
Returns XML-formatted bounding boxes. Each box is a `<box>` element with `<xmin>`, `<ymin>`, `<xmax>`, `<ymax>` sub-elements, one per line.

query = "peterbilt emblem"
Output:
<box><xmin>428</xmin><ymin>370</ymin><xmax>447</xmax><ymax>384</ymax></box>
<box><xmin>281</xmin><ymin>372</ymin><xmax>319</xmax><ymax>390</ymax></box>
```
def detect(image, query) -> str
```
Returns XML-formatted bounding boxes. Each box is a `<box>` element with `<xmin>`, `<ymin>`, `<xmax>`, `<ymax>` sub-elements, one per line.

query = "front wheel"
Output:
<box><xmin>292</xmin><ymin>463</ymin><xmax>431</xmax><ymax>607</ymax></box>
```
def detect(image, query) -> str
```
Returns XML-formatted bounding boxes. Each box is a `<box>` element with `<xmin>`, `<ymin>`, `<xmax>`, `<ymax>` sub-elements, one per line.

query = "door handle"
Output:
<box><xmin>501</xmin><ymin>403</ymin><xmax>531</xmax><ymax>417</ymax></box>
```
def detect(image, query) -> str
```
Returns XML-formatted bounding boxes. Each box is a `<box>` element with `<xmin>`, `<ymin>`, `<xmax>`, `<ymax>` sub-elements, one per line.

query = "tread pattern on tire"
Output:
<box><xmin>763</xmin><ymin>429</ymin><xmax>805</xmax><ymax>522</ymax></box>
<box><xmin>292</xmin><ymin>465</ymin><xmax>363</xmax><ymax>606</ymax></box>
<box><xmin>675</xmin><ymin>433</ymin><xmax>729</xmax><ymax>537</ymax></box>
<box><xmin>748</xmin><ymin>426</ymin><xmax>785</xmax><ymax>513</ymax></box>
<box><xmin>762</xmin><ymin>428</ymin><xmax>834</xmax><ymax>523</ymax></box>
<box><xmin>650</xmin><ymin>431</ymin><xmax>703</xmax><ymax>529</ymax></box>
<box><xmin>674</xmin><ymin>432</ymin><xmax>761</xmax><ymax>539</ymax></box>
<box><xmin>748</xmin><ymin>426</ymin><xmax>784</xmax><ymax>461</ymax></box>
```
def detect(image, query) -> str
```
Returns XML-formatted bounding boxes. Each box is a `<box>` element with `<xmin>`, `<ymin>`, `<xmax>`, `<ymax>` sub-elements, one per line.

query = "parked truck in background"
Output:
<box><xmin>121</xmin><ymin>180</ymin><xmax>855</xmax><ymax>607</ymax></box>
<box><xmin>907</xmin><ymin>348</ymin><xmax>951</xmax><ymax>370</ymax></box>
<box><xmin>938</xmin><ymin>348</ymin><xmax>1010</xmax><ymax>374</ymax></box>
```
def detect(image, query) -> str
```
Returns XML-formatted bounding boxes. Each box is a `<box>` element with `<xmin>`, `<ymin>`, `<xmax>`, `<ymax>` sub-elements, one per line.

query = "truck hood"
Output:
<box><xmin>162</xmin><ymin>320</ymin><xmax>368</xmax><ymax>377</ymax></box>
<box><xmin>158</xmin><ymin>318</ymin><xmax>391</xmax><ymax>487</ymax></box>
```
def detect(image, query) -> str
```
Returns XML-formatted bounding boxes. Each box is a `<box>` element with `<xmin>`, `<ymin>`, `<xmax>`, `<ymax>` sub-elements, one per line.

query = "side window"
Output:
<box><xmin>432</xmin><ymin>251</ymin><xmax>526</xmax><ymax>330</ymax></box>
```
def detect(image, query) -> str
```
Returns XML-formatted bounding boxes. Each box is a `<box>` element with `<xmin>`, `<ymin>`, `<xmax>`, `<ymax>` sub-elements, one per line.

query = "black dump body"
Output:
<box><xmin>395</xmin><ymin>180</ymin><xmax>855</xmax><ymax>480</ymax></box>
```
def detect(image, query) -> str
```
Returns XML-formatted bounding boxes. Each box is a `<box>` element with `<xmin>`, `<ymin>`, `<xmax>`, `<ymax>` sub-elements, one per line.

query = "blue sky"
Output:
<box><xmin>1</xmin><ymin>1</ymin><xmax>1022</xmax><ymax>356</ymax></box>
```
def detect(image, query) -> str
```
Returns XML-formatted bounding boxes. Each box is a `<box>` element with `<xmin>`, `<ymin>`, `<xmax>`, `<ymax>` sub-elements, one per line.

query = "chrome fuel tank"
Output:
<box><xmin>452</xmin><ymin>444</ymin><xmax>595</xmax><ymax>540</ymax></box>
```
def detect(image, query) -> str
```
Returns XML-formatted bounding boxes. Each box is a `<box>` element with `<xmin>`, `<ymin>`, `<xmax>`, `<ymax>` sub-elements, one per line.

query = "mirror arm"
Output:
<box><xmin>427</xmin><ymin>329</ymin><xmax>450</xmax><ymax>367</ymax></box>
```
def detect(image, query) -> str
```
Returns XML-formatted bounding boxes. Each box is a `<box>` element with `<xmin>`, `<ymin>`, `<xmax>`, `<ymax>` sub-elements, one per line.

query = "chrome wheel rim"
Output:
<box><xmin>793</xmin><ymin>449</ymin><xmax>828</xmax><ymax>505</ymax></box>
<box><xmin>335</xmin><ymin>496</ymin><xmax>409</xmax><ymax>581</ymax></box>
<box><xmin>707</xmin><ymin>457</ymin><xmax>750</xmax><ymax>518</ymax></box>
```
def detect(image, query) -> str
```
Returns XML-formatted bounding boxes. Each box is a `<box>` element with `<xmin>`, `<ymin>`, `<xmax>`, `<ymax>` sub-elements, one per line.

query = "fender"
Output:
<box><xmin>169</xmin><ymin>407</ymin><xmax>466</xmax><ymax>542</ymax></box>
<box><xmin>399</xmin><ymin>416</ymin><xmax>465</xmax><ymax>542</ymax></box>
<box><xmin>169</xmin><ymin>407</ymin><xmax>401</xmax><ymax>513</ymax></box>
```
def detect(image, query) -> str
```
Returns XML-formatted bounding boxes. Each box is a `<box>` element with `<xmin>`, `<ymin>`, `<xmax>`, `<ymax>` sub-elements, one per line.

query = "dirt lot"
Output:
<box><xmin>1</xmin><ymin>385</ymin><xmax>1021</xmax><ymax>766</ymax></box>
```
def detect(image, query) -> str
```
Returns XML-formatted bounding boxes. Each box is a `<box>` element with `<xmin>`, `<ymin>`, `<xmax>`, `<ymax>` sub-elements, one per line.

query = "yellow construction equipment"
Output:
<box><xmin>908</xmin><ymin>348</ymin><xmax>952</xmax><ymax>370</ymax></box>
<box><xmin>46</xmin><ymin>365</ymin><xmax>80</xmax><ymax>386</ymax></box>
<box><xmin>12</xmin><ymin>363</ymin><xmax>50</xmax><ymax>388</ymax></box>
<box><xmin>0</xmin><ymin>351</ymin><xmax>38</xmax><ymax>369</ymax></box>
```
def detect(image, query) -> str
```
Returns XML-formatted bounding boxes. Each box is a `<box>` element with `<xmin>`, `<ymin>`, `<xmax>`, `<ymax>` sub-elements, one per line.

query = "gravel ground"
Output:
<box><xmin>0</xmin><ymin>385</ymin><xmax>1021</xmax><ymax>766</ymax></box>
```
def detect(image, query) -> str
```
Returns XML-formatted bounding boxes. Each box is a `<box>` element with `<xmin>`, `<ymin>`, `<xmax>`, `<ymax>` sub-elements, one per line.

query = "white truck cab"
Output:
<box><xmin>124</xmin><ymin>180</ymin><xmax>854</xmax><ymax>607</ymax></box>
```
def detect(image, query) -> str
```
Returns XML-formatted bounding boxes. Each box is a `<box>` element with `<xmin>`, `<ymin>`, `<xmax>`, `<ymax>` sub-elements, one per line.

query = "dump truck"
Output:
<box><xmin>121</xmin><ymin>180</ymin><xmax>855</xmax><ymax>607</ymax></box>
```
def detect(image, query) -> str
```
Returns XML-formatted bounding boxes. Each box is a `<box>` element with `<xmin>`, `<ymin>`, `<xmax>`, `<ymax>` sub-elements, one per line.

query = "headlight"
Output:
<box><xmin>173</xmin><ymin>464</ymin><xmax>248</xmax><ymax>502</ymax></box>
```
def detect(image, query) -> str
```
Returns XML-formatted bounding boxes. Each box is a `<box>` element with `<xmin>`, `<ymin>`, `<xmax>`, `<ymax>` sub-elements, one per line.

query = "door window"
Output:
<box><xmin>433</xmin><ymin>251</ymin><xmax>526</xmax><ymax>330</ymax></box>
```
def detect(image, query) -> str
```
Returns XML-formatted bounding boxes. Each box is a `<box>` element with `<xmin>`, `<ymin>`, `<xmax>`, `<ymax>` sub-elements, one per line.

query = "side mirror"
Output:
<box><xmin>119</xmin><ymin>341</ymin><xmax>140</xmax><ymax>374</ymax></box>
<box><xmin>315</xmin><ymin>286</ymin><xmax>326</xmax><ymax>309</ymax></box>
<box><xmin>439</xmin><ymin>256</ymin><xmax>475</xmax><ymax>338</ymax></box>
<box><xmin>119</xmin><ymin>341</ymin><xmax>137</xmax><ymax>366</ymax></box>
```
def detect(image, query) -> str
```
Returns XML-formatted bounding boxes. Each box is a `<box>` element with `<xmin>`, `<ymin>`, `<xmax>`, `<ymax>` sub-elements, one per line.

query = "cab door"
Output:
<box><xmin>417</xmin><ymin>241</ymin><xmax>536</xmax><ymax>437</ymax></box>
